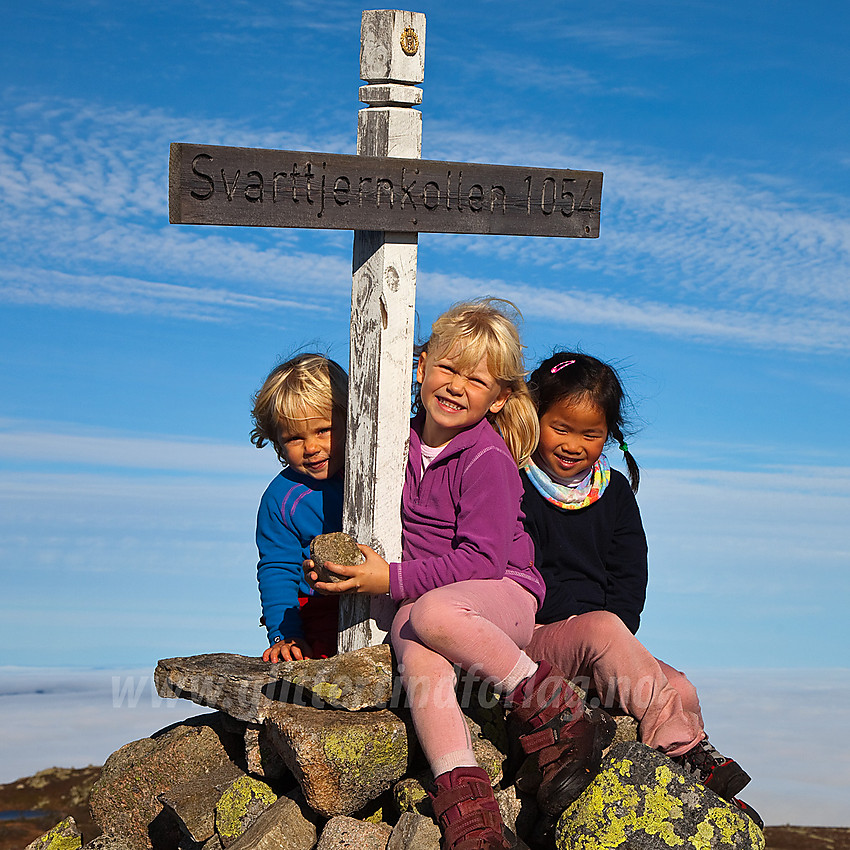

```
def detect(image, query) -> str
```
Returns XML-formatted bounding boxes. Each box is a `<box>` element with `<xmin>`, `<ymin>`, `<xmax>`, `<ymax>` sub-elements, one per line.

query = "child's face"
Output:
<box><xmin>534</xmin><ymin>397</ymin><xmax>608</xmax><ymax>481</ymax></box>
<box><xmin>278</xmin><ymin>409</ymin><xmax>345</xmax><ymax>480</ymax></box>
<box><xmin>416</xmin><ymin>348</ymin><xmax>511</xmax><ymax>447</ymax></box>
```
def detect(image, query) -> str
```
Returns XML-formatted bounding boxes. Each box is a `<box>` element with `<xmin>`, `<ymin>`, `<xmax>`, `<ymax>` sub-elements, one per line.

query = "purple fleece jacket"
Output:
<box><xmin>389</xmin><ymin>413</ymin><xmax>546</xmax><ymax>607</ymax></box>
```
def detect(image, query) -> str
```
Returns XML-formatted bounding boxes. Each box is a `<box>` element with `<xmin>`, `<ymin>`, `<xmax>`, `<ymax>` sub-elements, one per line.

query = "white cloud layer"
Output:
<box><xmin>1</xmin><ymin>666</ymin><xmax>847</xmax><ymax>827</ymax></box>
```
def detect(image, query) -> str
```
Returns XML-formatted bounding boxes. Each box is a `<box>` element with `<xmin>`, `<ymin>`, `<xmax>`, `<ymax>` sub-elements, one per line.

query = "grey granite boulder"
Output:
<box><xmin>263</xmin><ymin>702</ymin><xmax>412</xmax><ymax>817</ymax></box>
<box><xmin>555</xmin><ymin>741</ymin><xmax>765</xmax><ymax>850</ymax></box>
<box><xmin>89</xmin><ymin>712</ymin><xmax>245</xmax><ymax>850</ymax></box>
<box><xmin>81</xmin><ymin>836</ymin><xmax>135</xmax><ymax>850</ymax></box>
<box><xmin>386</xmin><ymin>812</ymin><xmax>441</xmax><ymax>850</ymax></box>
<box><xmin>157</xmin><ymin>763</ymin><xmax>244</xmax><ymax>843</ymax></box>
<box><xmin>227</xmin><ymin>792</ymin><xmax>317</xmax><ymax>850</ymax></box>
<box><xmin>494</xmin><ymin>785</ymin><xmax>538</xmax><ymax>839</ymax></box>
<box><xmin>155</xmin><ymin>646</ymin><xmax>393</xmax><ymax>717</ymax></box>
<box><xmin>244</xmin><ymin>722</ymin><xmax>289</xmax><ymax>780</ymax></box>
<box><xmin>316</xmin><ymin>816</ymin><xmax>392</xmax><ymax>850</ymax></box>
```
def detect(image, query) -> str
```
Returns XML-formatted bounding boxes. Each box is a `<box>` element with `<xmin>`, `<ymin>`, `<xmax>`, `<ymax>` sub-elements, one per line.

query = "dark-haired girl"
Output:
<box><xmin>521</xmin><ymin>352</ymin><xmax>761</xmax><ymax>824</ymax></box>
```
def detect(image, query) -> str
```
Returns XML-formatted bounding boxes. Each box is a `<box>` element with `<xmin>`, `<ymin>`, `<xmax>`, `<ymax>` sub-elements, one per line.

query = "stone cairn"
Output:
<box><xmin>26</xmin><ymin>645</ymin><xmax>765</xmax><ymax>850</ymax></box>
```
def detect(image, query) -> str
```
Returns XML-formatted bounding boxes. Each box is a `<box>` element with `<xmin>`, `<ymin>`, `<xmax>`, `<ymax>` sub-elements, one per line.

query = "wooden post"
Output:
<box><xmin>167</xmin><ymin>12</ymin><xmax>602</xmax><ymax>654</ymax></box>
<box><xmin>339</xmin><ymin>10</ymin><xmax>426</xmax><ymax>652</ymax></box>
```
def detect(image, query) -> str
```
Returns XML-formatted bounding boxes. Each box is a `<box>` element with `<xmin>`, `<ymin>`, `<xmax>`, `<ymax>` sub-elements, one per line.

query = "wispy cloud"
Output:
<box><xmin>2</xmin><ymin>92</ymin><xmax>850</xmax><ymax>352</ymax></box>
<box><xmin>0</xmin><ymin>418</ymin><xmax>281</xmax><ymax>474</ymax></box>
<box><xmin>416</xmin><ymin>272</ymin><xmax>850</xmax><ymax>352</ymax></box>
<box><xmin>0</xmin><ymin>264</ymin><xmax>340</xmax><ymax>323</ymax></box>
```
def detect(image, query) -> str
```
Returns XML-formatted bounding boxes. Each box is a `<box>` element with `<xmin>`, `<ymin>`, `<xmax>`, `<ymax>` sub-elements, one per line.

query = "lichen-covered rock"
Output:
<box><xmin>224</xmin><ymin>790</ymin><xmax>316</xmax><ymax>850</ymax></box>
<box><xmin>316</xmin><ymin>815</ymin><xmax>392</xmax><ymax>850</ymax></box>
<box><xmin>157</xmin><ymin>763</ymin><xmax>244</xmax><ymax>842</ymax></box>
<box><xmin>89</xmin><ymin>712</ymin><xmax>245</xmax><ymax>850</ymax></box>
<box><xmin>393</xmin><ymin>775</ymin><xmax>431</xmax><ymax>817</ymax></box>
<box><xmin>264</xmin><ymin>702</ymin><xmax>412</xmax><ymax>817</ymax></box>
<box><xmin>24</xmin><ymin>816</ymin><xmax>81</xmax><ymax>850</ymax></box>
<box><xmin>214</xmin><ymin>775</ymin><xmax>278</xmax><ymax>847</ymax></box>
<box><xmin>556</xmin><ymin>742</ymin><xmax>765</xmax><ymax>850</ymax></box>
<box><xmin>387</xmin><ymin>811</ymin><xmax>441</xmax><ymax>850</ymax></box>
<box><xmin>271</xmin><ymin>645</ymin><xmax>394</xmax><ymax>711</ymax></box>
<box><xmin>310</xmin><ymin>532</ymin><xmax>364</xmax><ymax>583</ymax></box>
<box><xmin>456</xmin><ymin>674</ymin><xmax>509</xmax><ymax>757</ymax></box>
<box><xmin>155</xmin><ymin>646</ymin><xmax>393</xmax><ymax>718</ymax></box>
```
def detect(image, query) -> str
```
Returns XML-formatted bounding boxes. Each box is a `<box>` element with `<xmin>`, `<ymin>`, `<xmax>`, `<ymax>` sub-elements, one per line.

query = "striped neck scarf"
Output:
<box><xmin>524</xmin><ymin>453</ymin><xmax>610</xmax><ymax>511</ymax></box>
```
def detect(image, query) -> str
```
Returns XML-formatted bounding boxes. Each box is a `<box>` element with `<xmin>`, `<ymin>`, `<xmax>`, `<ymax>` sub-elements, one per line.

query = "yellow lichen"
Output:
<box><xmin>364</xmin><ymin>806</ymin><xmax>385</xmax><ymax>823</ymax></box>
<box><xmin>30</xmin><ymin>818</ymin><xmax>81</xmax><ymax>850</ymax></box>
<box><xmin>214</xmin><ymin>775</ymin><xmax>277</xmax><ymax>840</ymax></box>
<box><xmin>705</xmin><ymin>805</ymin><xmax>765</xmax><ymax>850</ymax></box>
<box><xmin>322</xmin><ymin>726</ymin><xmax>404</xmax><ymax>778</ymax></box>
<box><xmin>557</xmin><ymin>753</ymin><xmax>766</xmax><ymax>850</ymax></box>
<box><xmin>308</xmin><ymin>681</ymin><xmax>344</xmax><ymax>702</ymax></box>
<box><xmin>688</xmin><ymin>818</ymin><xmax>716</xmax><ymax>850</ymax></box>
<box><xmin>394</xmin><ymin>778</ymin><xmax>428</xmax><ymax>814</ymax></box>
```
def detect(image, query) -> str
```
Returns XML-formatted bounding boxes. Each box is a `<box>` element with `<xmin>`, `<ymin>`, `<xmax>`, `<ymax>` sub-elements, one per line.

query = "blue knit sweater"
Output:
<box><xmin>255</xmin><ymin>467</ymin><xmax>343</xmax><ymax>644</ymax></box>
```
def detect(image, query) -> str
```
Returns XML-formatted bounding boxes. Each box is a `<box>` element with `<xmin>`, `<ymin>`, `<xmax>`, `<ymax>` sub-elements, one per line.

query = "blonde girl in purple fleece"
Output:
<box><xmin>309</xmin><ymin>299</ymin><xmax>617</xmax><ymax>849</ymax></box>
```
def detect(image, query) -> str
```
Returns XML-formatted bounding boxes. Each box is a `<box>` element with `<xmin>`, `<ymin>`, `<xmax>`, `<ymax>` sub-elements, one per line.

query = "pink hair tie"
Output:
<box><xmin>550</xmin><ymin>360</ymin><xmax>575</xmax><ymax>373</ymax></box>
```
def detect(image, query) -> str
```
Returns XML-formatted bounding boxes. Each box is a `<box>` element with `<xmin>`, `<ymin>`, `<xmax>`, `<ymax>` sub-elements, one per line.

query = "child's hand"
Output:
<box><xmin>305</xmin><ymin>544</ymin><xmax>390</xmax><ymax>595</ymax></box>
<box><xmin>263</xmin><ymin>637</ymin><xmax>315</xmax><ymax>663</ymax></box>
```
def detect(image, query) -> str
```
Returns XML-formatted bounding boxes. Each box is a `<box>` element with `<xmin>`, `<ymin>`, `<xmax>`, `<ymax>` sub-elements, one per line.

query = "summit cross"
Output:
<box><xmin>168</xmin><ymin>9</ymin><xmax>603</xmax><ymax>652</ymax></box>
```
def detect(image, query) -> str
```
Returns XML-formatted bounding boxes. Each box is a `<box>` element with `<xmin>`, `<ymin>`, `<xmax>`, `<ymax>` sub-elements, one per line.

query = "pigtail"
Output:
<box><xmin>609</xmin><ymin>422</ymin><xmax>640</xmax><ymax>493</ymax></box>
<box><xmin>490</xmin><ymin>385</ymin><xmax>539</xmax><ymax>468</ymax></box>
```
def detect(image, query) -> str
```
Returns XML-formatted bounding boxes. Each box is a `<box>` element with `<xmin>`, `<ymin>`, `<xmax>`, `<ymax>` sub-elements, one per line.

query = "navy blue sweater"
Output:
<box><xmin>520</xmin><ymin>468</ymin><xmax>648</xmax><ymax>634</ymax></box>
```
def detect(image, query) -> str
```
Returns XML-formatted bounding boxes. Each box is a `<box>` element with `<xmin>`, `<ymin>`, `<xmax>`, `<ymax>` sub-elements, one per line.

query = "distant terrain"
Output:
<box><xmin>0</xmin><ymin>766</ymin><xmax>846</xmax><ymax>849</ymax></box>
<box><xmin>0</xmin><ymin>766</ymin><xmax>100</xmax><ymax>848</ymax></box>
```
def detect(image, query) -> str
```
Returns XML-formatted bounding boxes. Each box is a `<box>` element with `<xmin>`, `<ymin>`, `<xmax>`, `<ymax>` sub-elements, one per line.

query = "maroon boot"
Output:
<box><xmin>429</xmin><ymin>767</ymin><xmax>527</xmax><ymax>850</ymax></box>
<box><xmin>505</xmin><ymin>660</ymin><xmax>615</xmax><ymax>816</ymax></box>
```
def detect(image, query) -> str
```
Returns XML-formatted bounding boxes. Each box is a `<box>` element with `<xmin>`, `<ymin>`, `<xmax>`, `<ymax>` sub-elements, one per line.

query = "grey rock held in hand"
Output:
<box><xmin>310</xmin><ymin>532</ymin><xmax>364</xmax><ymax>584</ymax></box>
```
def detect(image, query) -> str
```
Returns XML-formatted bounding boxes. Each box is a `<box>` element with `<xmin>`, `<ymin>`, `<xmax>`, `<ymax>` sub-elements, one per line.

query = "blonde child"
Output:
<box><xmin>250</xmin><ymin>354</ymin><xmax>347</xmax><ymax>663</ymax></box>
<box><xmin>309</xmin><ymin>301</ymin><xmax>615</xmax><ymax>849</ymax></box>
<box><xmin>521</xmin><ymin>351</ymin><xmax>761</xmax><ymax>827</ymax></box>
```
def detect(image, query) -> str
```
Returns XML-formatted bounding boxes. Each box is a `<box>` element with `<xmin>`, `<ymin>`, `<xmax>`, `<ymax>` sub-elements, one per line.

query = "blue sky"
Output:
<box><xmin>1</xmin><ymin>0</ymin><xmax>848</xmax><ymax>825</ymax></box>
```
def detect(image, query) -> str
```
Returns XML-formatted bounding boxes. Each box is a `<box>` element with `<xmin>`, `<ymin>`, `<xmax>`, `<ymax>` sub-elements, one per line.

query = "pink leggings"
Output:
<box><xmin>526</xmin><ymin>610</ymin><xmax>704</xmax><ymax>755</ymax></box>
<box><xmin>391</xmin><ymin>579</ymin><xmax>539</xmax><ymax>777</ymax></box>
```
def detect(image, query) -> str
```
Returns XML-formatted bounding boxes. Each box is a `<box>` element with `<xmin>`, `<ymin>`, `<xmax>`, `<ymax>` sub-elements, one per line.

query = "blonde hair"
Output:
<box><xmin>251</xmin><ymin>354</ymin><xmax>348</xmax><ymax>465</ymax></box>
<box><xmin>417</xmin><ymin>298</ymin><xmax>538</xmax><ymax>466</ymax></box>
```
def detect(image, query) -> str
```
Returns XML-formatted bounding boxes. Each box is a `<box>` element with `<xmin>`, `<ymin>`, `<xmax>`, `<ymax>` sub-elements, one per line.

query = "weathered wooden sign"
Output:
<box><xmin>169</xmin><ymin>9</ymin><xmax>606</xmax><ymax>652</ymax></box>
<box><xmin>169</xmin><ymin>143</ymin><xmax>602</xmax><ymax>238</ymax></box>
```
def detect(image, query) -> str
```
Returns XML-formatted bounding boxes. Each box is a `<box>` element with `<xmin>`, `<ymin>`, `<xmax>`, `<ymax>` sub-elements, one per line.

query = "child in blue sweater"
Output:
<box><xmin>250</xmin><ymin>354</ymin><xmax>347</xmax><ymax>662</ymax></box>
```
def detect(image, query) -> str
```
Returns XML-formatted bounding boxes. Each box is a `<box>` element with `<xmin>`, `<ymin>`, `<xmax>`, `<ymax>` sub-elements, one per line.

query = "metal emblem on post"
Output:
<box><xmin>400</xmin><ymin>26</ymin><xmax>419</xmax><ymax>56</ymax></box>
